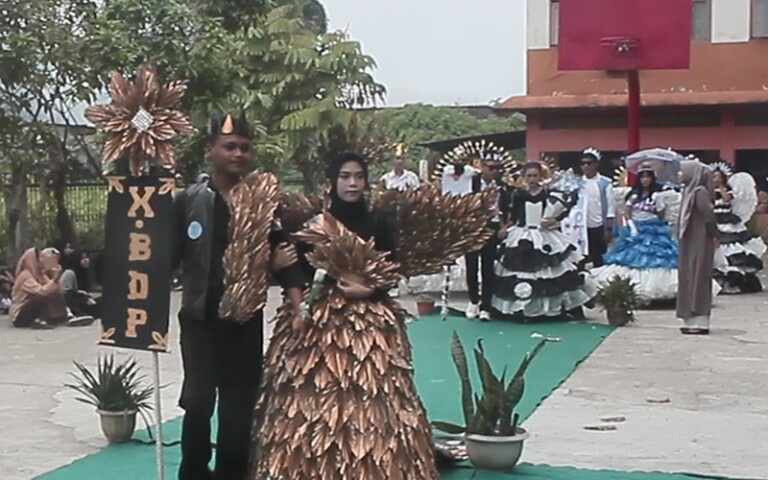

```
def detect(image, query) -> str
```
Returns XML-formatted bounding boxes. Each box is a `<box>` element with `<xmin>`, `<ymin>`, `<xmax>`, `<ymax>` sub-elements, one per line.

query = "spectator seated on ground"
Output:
<box><xmin>0</xmin><ymin>270</ymin><xmax>13</xmax><ymax>314</ymax></box>
<box><xmin>10</xmin><ymin>248</ymin><xmax>93</xmax><ymax>329</ymax></box>
<box><xmin>61</xmin><ymin>250</ymin><xmax>100</xmax><ymax>321</ymax></box>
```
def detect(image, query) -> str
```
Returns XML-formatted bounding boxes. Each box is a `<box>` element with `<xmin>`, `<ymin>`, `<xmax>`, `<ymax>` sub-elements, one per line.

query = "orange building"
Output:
<box><xmin>502</xmin><ymin>0</ymin><xmax>768</xmax><ymax>184</ymax></box>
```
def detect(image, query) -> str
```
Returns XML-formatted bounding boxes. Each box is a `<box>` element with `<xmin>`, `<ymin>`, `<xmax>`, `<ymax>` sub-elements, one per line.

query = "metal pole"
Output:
<box><xmin>153</xmin><ymin>351</ymin><xmax>165</xmax><ymax>480</ymax></box>
<box><xmin>441</xmin><ymin>264</ymin><xmax>451</xmax><ymax>321</ymax></box>
<box><xmin>627</xmin><ymin>69</ymin><xmax>641</xmax><ymax>152</ymax></box>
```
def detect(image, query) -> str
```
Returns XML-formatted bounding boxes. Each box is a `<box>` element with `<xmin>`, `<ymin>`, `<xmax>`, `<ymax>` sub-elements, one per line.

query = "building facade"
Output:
<box><xmin>503</xmin><ymin>0</ymin><xmax>768</xmax><ymax>182</ymax></box>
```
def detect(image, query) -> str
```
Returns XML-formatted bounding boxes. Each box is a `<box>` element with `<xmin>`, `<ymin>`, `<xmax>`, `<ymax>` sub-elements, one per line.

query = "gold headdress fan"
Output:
<box><xmin>85</xmin><ymin>64</ymin><xmax>196</xmax><ymax>175</ymax></box>
<box><xmin>431</xmin><ymin>140</ymin><xmax>519</xmax><ymax>183</ymax></box>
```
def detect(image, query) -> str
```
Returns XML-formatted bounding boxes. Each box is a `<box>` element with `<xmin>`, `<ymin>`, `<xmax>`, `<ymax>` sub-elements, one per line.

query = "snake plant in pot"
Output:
<box><xmin>432</xmin><ymin>331</ymin><xmax>546</xmax><ymax>471</ymax></box>
<box><xmin>66</xmin><ymin>355</ymin><xmax>154</xmax><ymax>444</ymax></box>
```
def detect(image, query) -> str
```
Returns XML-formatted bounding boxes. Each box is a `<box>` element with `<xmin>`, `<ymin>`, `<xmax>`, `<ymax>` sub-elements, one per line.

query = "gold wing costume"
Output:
<box><xmin>248</xmin><ymin>183</ymin><xmax>497</xmax><ymax>479</ymax></box>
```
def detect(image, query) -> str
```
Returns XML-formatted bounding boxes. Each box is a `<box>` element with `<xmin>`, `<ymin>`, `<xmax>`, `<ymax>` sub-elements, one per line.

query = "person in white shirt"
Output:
<box><xmin>576</xmin><ymin>148</ymin><xmax>614</xmax><ymax>267</ymax></box>
<box><xmin>380</xmin><ymin>144</ymin><xmax>420</xmax><ymax>192</ymax></box>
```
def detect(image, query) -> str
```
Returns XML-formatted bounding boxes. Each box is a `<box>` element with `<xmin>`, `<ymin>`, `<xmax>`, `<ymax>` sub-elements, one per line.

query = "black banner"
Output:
<box><xmin>100</xmin><ymin>175</ymin><xmax>175</xmax><ymax>352</ymax></box>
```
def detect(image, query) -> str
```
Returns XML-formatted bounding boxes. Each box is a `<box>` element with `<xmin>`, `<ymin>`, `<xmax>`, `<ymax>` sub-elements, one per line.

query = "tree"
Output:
<box><xmin>236</xmin><ymin>3</ymin><xmax>386</xmax><ymax>191</ymax></box>
<box><xmin>87</xmin><ymin>0</ymin><xmax>247</xmax><ymax>179</ymax></box>
<box><xmin>0</xmin><ymin>0</ymin><xmax>101</xmax><ymax>261</ymax></box>
<box><xmin>373</xmin><ymin>103</ymin><xmax>526</xmax><ymax>162</ymax></box>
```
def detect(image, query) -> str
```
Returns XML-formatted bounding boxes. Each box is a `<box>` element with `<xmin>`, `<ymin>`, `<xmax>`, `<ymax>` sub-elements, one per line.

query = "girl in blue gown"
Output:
<box><xmin>591</xmin><ymin>163</ymin><xmax>680</xmax><ymax>301</ymax></box>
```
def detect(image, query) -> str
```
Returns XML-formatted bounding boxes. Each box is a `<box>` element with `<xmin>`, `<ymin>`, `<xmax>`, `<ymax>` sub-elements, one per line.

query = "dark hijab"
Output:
<box><xmin>325</xmin><ymin>153</ymin><xmax>395</xmax><ymax>256</ymax></box>
<box><xmin>66</xmin><ymin>250</ymin><xmax>91</xmax><ymax>292</ymax></box>
<box><xmin>51</xmin><ymin>238</ymin><xmax>70</xmax><ymax>266</ymax></box>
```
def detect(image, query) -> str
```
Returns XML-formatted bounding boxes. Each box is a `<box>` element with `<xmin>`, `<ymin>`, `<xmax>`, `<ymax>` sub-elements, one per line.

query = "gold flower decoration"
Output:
<box><xmin>85</xmin><ymin>64</ymin><xmax>196</xmax><ymax>175</ymax></box>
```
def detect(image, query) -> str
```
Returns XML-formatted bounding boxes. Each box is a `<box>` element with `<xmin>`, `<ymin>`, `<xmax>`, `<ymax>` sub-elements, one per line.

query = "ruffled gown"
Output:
<box><xmin>492</xmin><ymin>189</ymin><xmax>597</xmax><ymax>318</ymax></box>
<box><xmin>595</xmin><ymin>191</ymin><xmax>723</xmax><ymax>301</ymax></box>
<box><xmin>592</xmin><ymin>193</ymin><xmax>680</xmax><ymax>300</ymax></box>
<box><xmin>713</xmin><ymin>187</ymin><xmax>766</xmax><ymax>293</ymax></box>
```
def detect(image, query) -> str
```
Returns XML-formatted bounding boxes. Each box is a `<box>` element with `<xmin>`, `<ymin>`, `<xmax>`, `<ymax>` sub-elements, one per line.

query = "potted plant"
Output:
<box><xmin>416</xmin><ymin>294</ymin><xmax>436</xmax><ymax>315</ymax></box>
<box><xmin>66</xmin><ymin>355</ymin><xmax>154</xmax><ymax>444</ymax></box>
<box><xmin>596</xmin><ymin>275</ymin><xmax>640</xmax><ymax>326</ymax></box>
<box><xmin>432</xmin><ymin>331</ymin><xmax>546</xmax><ymax>471</ymax></box>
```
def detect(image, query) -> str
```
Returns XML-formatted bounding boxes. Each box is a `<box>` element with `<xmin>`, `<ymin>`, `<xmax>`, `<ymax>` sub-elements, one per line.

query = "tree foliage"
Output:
<box><xmin>0</xmin><ymin>0</ymin><xmax>103</xmax><ymax>260</ymax></box>
<box><xmin>0</xmin><ymin>0</ymin><xmax>386</xmax><ymax>261</ymax></box>
<box><xmin>373</xmin><ymin>103</ymin><xmax>525</xmax><ymax>162</ymax></box>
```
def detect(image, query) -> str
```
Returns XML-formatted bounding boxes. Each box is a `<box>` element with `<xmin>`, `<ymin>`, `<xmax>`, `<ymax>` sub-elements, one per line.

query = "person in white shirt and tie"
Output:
<box><xmin>380</xmin><ymin>143</ymin><xmax>420</xmax><ymax>192</ymax></box>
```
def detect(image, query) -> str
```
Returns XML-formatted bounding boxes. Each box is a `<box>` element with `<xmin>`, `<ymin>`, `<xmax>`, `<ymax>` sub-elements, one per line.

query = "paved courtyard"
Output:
<box><xmin>1</xmin><ymin>288</ymin><xmax>766</xmax><ymax>480</ymax></box>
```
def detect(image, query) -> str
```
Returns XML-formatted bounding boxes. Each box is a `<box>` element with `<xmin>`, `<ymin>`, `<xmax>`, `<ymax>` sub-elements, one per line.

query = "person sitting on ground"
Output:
<box><xmin>10</xmin><ymin>248</ymin><xmax>66</xmax><ymax>329</ymax></box>
<box><xmin>51</xmin><ymin>239</ymin><xmax>74</xmax><ymax>264</ymax></box>
<box><xmin>61</xmin><ymin>250</ymin><xmax>100</xmax><ymax>321</ymax></box>
<box><xmin>0</xmin><ymin>271</ymin><xmax>13</xmax><ymax>314</ymax></box>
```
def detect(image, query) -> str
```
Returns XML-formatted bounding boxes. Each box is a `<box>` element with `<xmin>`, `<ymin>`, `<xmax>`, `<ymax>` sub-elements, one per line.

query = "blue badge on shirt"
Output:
<box><xmin>187</xmin><ymin>221</ymin><xmax>203</xmax><ymax>240</ymax></box>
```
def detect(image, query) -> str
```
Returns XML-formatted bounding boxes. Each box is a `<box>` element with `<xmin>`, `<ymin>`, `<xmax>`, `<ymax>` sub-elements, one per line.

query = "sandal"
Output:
<box><xmin>680</xmin><ymin>327</ymin><xmax>709</xmax><ymax>335</ymax></box>
<box><xmin>30</xmin><ymin>319</ymin><xmax>54</xmax><ymax>330</ymax></box>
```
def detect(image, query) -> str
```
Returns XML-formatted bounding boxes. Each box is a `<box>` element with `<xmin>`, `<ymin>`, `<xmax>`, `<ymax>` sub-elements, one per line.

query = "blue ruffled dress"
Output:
<box><xmin>592</xmin><ymin>192</ymin><xmax>680</xmax><ymax>300</ymax></box>
<box><xmin>604</xmin><ymin>216</ymin><xmax>678</xmax><ymax>269</ymax></box>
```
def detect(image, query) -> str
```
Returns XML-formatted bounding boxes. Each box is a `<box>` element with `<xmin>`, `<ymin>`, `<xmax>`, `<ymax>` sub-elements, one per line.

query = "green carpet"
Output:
<box><xmin>38</xmin><ymin>315</ymin><xmax>722</xmax><ymax>480</ymax></box>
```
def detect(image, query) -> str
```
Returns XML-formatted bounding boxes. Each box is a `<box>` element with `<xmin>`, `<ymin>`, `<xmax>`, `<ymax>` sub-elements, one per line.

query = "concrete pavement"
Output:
<box><xmin>1</xmin><ymin>289</ymin><xmax>766</xmax><ymax>479</ymax></box>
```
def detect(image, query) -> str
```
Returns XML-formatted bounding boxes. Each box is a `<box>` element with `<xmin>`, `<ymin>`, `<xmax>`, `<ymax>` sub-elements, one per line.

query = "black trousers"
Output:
<box><xmin>64</xmin><ymin>291</ymin><xmax>101</xmax><ymax>319</ymax></box>
<box><xmin>587</xmin><ymin>226</ymin><xmax>607</xmax><ymax>268</ymax></box>
<box><xmin>178</xmin><ymin>316</ymin><xmax>264</xmax><ymax>480</ymax></box>
<box><xmin>466</xmin><ymin>223</ymin><xmax>500</xmax><ymax>311</ymax></box>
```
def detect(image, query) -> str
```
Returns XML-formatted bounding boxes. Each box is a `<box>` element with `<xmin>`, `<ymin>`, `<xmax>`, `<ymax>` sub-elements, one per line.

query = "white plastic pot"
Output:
<box><xmin>98</xmin><ymin>409</ymin><xmax>137</xmax><ymax>444</ymax></box>
<box><xmin>465</xmin><ymin>428</ymin><xmax>529</xmax><ymax>471</ymax></box>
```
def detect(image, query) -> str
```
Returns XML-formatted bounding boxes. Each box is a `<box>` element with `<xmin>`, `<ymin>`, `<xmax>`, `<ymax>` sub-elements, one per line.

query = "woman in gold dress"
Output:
<box><xmin>249</xmin><ymin>152</ymin><xmax>499</xmax><ymax>480</ymax></box>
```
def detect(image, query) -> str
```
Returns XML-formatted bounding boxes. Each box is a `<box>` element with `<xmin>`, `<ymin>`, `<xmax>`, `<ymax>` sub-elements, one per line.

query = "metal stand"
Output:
<box><xmin>153</xmin><ymin>351</ymin><xmax>165</xmax><ymax>480</ymax></box>
<box><xmin>440</xmin><ymin>264</ymin><xmax>451</xmax><ymax>321</ymax></box>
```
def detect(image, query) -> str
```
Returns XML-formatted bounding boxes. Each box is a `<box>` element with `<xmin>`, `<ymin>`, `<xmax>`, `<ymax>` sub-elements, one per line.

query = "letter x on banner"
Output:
<box><xmin>100</xmin><ymin>175</ymin><xmax>175</xmax><ymax>352</ymax></box>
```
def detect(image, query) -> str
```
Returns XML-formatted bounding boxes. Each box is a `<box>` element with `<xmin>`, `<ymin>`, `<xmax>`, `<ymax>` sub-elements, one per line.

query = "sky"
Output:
<box><xmin>322</xmin><ymin>0</ymin><xmax>527</xmax><ymax>107</ymax></box>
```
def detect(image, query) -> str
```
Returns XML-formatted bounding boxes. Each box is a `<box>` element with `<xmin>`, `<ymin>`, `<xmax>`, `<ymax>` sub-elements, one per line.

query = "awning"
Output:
<box><xmin>498</xmin><ymin>90</ymin><xmax>768</xmax><ymax>111</ymax></box>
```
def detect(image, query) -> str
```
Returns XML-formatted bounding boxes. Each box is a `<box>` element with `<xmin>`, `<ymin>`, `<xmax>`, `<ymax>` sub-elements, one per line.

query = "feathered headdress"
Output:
<box><xmin>711</xmin><ymin>161</ymin><xmax>733</xmax><ymax>177</ymax></box>
<box><xmin>582</xmin><ymin>147</ymin><xmax>601</xmax><ymax>162</ymax></box>
<box><xmin>431</xmin><ymin>140</ymin><xmax>518</xmax><ymax>182</ymax></box>
<box><xmin>394</xmin><ymin>143</ymin><xmax>407</xmax><ymax>157</ymax></box>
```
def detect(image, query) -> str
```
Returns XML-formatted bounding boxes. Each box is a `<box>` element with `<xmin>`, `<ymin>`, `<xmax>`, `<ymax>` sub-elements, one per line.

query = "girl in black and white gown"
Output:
<box><xmin>492</xmin><ymin>162</ymin><xmax>597</xmax><ymax>319</ymax></box>
<box><xmin>711</xmin><ymin>163</ymin><xmax>766</xmax><ymax>293</ymax></box>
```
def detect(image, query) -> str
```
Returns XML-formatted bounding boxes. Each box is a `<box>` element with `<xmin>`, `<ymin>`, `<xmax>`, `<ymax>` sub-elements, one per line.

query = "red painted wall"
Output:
<box><xmin>525</xmin><ymin>109</ymin><xmax>768</xmax><ymax>163</ymax></box>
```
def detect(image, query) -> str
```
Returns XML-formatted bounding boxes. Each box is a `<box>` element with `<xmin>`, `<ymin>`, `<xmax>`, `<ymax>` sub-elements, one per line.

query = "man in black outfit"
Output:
<box><xmin>172</xmin><ymin>113</ymin><xmax>306</xmax><ymax>480</ymax></box>
<box><xmin>465</xmin><ymin>153</ymin><xmax>510</xmax><ymax>321</ymax></box>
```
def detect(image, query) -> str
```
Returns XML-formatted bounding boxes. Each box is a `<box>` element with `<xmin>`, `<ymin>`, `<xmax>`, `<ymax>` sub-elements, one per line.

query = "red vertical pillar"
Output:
<box><xmin>627</xmin><ymin>70</ymin><xmax>641</xmax><ymax>153</ymax></box>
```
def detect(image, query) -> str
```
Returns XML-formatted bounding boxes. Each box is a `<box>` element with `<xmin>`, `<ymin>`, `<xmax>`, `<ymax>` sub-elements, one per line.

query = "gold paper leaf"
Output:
<box><xmin>148</xmin><ymin>331</ymin><xmax>168</xmax><ymax>351</ymax></box>
<box><xmin>85</xmin><ymin>64</ymin><xmax>196</xmax><ymax>175</ymax></box>
<box><xmin>106</xmin><ymin>177</ymin><xmax>125</xmax><ymax>193</ymax></box>
<box><xmin>99</xmin><ymin>327</ymin><xmax>116</xmax><ymax>344</ymax></box>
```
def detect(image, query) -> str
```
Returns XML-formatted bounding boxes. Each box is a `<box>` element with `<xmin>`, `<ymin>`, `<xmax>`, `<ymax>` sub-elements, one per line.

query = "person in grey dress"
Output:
<box><xmin>677</xmin><ymin>159</ymin><xmax>719</xmax><ymax>335</ymax></box>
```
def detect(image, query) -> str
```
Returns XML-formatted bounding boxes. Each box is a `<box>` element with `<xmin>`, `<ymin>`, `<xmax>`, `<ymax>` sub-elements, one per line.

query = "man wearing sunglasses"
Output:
<box><xmin>572</xmin><ymin>148</ymin><xmax>614</xmax><ymax>268</ymax></box>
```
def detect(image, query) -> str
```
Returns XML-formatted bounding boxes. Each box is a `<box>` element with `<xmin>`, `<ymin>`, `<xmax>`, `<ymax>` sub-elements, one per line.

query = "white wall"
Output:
<box><xmin>527</xmin><ymin>0</ymin><xmax>551</xmax><ymax>50</ymax></box>
<box><xmin>712</xmin><ymin>0</ymin><xmax>751</xmax><ymax>43</ymax></box>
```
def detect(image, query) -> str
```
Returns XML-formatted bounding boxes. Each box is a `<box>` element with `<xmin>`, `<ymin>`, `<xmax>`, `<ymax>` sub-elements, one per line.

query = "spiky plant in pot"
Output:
<box><xmin>431</xmin><ymin>331</ymin><xmax>546</xmax><ymax>471</ymax></box>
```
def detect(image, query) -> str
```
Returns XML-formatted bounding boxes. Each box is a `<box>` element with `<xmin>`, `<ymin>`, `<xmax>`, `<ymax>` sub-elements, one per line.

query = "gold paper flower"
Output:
<box><xmin>85</xmin><ymin>64</ymin><xmax>195</xmax><ymax>175</ymax></box>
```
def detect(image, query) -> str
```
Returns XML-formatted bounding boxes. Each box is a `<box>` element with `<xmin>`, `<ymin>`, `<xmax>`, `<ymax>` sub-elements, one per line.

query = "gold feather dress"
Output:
<box><xmin>249</xmin><ymin>186</ymin><xmax>498</xmax><ymax>480</ymax></box>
